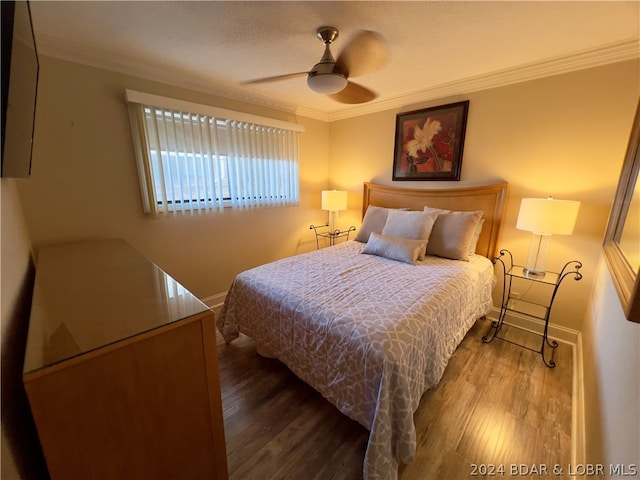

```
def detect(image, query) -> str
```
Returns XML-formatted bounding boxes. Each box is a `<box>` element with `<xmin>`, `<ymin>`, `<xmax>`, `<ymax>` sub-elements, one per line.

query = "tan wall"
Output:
<box><xmin>0</xmin><ymin>179</ymin><xmax>49</xmax><ymax>479</ymax></box>
<box><xmin>580</xmin><ymin>79</ymin><xmax>640</xmax><ymax>470</ymax></box>
<box><xmin>7</xmin><ymin>47</ymin><xmax>640</xmax><ymax>479</ymax></box>
<box><xmin>581</xmin><ymin>259</ymin><xmax>640</xmax><ymax>467</ymax></box>
<box><xmin>329</xmin><ymin>60</ymin><xmax>639</xmax><ymax>331</ymax></box>
<box><xmin>17</xmin><ymin>56</ymin><xmax>331</xmax><ymax>298</ymax></box>
<box><xmin>16</xmin><ymin>56</ymin><xmax>639</xmax><ymax>329</ymax></box>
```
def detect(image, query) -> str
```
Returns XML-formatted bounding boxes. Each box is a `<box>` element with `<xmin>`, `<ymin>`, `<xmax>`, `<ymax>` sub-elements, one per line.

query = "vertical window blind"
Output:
<box><xmin>126</xmin><ymin>90</ymin><xmax>302</xmax><ymax>218</ymax></box>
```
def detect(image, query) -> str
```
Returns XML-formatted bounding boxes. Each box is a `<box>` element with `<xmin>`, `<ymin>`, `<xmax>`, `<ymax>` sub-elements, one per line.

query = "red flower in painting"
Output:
<box><xmin>402</xmin><ymin>113</ymin><xmax>458</xmax><ymax>173</ymax></box>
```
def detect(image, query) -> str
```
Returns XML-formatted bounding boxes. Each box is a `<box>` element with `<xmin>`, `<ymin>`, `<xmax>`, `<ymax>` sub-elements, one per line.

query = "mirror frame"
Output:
<box><xmin>603</xmin><ymin>98</ymin><xmax>640</xmax><ymax>323</ymax></box>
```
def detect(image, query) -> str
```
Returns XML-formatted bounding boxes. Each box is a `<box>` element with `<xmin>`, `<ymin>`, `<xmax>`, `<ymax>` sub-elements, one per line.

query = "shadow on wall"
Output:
<box><xmin>1</xmin><ymin>257</ymin><xmax>50</xmax><ymax>479</ymax></box>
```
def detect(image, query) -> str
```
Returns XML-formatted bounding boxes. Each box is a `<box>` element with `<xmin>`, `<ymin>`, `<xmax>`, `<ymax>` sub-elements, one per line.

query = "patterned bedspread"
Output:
<box><xmin>217</xmin><ymin>241</ymin><xmax>494</xmax><ymax>480</ymax></box>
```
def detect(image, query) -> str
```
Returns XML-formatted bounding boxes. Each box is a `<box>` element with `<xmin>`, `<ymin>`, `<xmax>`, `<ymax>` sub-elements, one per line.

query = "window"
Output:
<box><xmin>126</xmin><ymin>90</ymin><xmax>302</xmax><ymax>217</ymax></box>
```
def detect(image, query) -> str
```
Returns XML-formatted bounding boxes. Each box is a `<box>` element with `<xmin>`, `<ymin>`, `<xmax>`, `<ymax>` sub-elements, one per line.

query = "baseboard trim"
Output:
<box><xmin>200</xmin><ymin>292</ymin><xmax>227</xmax><ymax>316</ymax></box>
<box><xmin>487</xmin><ymin>307</ymin><xmax>585</xmax><ymax>468</ymax></box>
<box><xmin>486</xmin><ymin>307</ymin><xmax>579</xmax><ymax>345</ymax></box>
<box><xmin>572</xmin><ymin>332</ymin><xmax>586</xmax><ymax>466</ymax></box>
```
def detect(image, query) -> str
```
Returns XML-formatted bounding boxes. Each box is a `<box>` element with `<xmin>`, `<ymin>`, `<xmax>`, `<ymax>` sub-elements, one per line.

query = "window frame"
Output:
<box><xmin>126</xmin><ymin>90</ymin><xmax>303</xmax><ymax>217</ymax></box>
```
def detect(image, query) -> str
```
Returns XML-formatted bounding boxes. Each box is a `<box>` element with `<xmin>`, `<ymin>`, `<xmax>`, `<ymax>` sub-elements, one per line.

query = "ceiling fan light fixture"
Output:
<box><xmin>307</xmin><ymin>72</ymin><xmax>348</xmax><ymax>95</ymax></box>
<box><xmin>244</xmin><ymin>25</ymin><xmax>387</xmax><ymax>103</ymax></box>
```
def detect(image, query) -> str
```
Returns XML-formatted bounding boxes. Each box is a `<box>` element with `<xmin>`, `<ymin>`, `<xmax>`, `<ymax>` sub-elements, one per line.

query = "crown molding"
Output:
<box><xmin>36</xmin><ymin>36</ymin><xmax>302</xmax><ymax>116</ymax></box>
<box><xmin>38</xmin><ymin>36</ymin><xmax>638</xmax><ymax>124</ymax></box>
<box><xmin>325</xmin><ymin>38</ymin><xmax>639</xmax><ymax>122</ymax></box>
<box><xmin>294</xmin><ymin>106</ymin><xmax>330</xmax><ymax>122</ymax></box>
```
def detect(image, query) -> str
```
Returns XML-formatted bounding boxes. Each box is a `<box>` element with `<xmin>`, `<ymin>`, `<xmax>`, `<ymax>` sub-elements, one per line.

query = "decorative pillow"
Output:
<box><xmin>362</xmin><ymin>232</ymin><xmax>427</xmax><ymax>265</ymax></box>
<box><xmin>423</xmin><ymin>207</ymin><xmax>483</xmax><ymax>260</ymax></box>
<box><xmin>355</xmin><ymin>206</ymin><xmax>408</xmax><ymax>243</ymax></box>
<box><xmin>469</xmin><ymin>218</ymin><xmax>485</xmax><ymax>254</ymax></box>
<box><xmin>381</xmin><ymin>209</ymin><xmax>438</xmax><ymax>260</ymax></box>
<box><xmin>424</xmin><ymin>206</ymin><xmax>485</xmax><ymax>254</ymax></box>
<box><xmin>424</xmin><ymin>207</ymin><xmax>485</xmax><ymax>255</ymax></box>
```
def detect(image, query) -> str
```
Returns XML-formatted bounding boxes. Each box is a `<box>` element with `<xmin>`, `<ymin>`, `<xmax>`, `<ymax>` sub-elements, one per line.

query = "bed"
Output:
<box><xmin>217</xmin><ymin>182</ymin><xmax>508</xmax><ymax>480</ymax></box>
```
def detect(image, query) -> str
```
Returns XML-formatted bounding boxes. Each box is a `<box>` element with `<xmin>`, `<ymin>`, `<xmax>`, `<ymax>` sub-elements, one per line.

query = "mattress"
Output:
<box><xmin>217</xmin><ymin>240</ymin><xmax>494</xmax><ymax>479</ymax></box>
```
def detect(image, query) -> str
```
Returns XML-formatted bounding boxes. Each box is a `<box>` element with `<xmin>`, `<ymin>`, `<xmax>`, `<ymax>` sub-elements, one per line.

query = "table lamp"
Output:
<box><xmin>322</xmin><ymin>190</ymin><xmax>347</xmax><ymax>233</ymax></box>
<box><xmin>516</xmin><ymin>197</ymin><xmax>580</xmax><ymax>276</ymax></box>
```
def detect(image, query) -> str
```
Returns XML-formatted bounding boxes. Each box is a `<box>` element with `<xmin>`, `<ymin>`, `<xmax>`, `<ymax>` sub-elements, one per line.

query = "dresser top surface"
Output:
<box><xmin>24</xmin><ymin>239</ymin><xmax>210</xmax><ymax>374</ymax></box>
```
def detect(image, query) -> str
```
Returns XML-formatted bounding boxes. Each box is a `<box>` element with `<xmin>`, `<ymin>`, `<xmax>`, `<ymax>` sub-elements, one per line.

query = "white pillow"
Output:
<box><xmin>381</xmin><ymin>209</ymin><xmax>437</xmax><ymax>260</ymax></box>
<box><xmin>362</xmin><ymin>232</ymin><xmax>427</xmax><ymax>265</ymax></box>
<box><xmin>355</xmin><ymin>206</ymin><xmax>408</xmax><ymax>243</ymax></box>
<box><xmin>423</xmin><ymin>206</ymin><xmax>483</xmax><ymax>261</ymax></box>
<box><xmin>469</xmin><ymin>218</ymin><xmax>485</xmax><ymax>254</ymax></box>
<box><xmin>427</xmin><ymin>208</ymin><xmax>485</xmax><ymax>255</ymax></box>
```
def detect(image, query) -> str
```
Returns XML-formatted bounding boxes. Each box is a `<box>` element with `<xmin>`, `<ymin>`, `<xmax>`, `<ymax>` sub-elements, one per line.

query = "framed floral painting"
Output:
<box><xmin>392</xmin><ymin>100</ymin><xmax>469</xmax><ymax>181</ymax></box>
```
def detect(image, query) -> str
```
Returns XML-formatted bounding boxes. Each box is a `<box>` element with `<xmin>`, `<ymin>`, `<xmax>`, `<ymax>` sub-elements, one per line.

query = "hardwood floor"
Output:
<box><xmin>216</xmin><ymin>318</ymin><xmax>573</xmax><ymax>480</ymax></box>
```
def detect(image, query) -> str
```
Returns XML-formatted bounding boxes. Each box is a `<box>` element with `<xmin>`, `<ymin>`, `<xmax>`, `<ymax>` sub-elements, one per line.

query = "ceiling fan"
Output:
<box><xmin>243</xmin><ymin>26</ymin><xmax>390</xmax><ymax>104</ymax></box>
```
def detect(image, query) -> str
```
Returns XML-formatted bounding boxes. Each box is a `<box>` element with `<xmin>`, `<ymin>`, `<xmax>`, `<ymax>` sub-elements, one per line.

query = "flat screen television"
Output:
<box><xmin>1</xmin><ymin>0</ymin><xmax>39</xmax><ymax>178</ymax></box>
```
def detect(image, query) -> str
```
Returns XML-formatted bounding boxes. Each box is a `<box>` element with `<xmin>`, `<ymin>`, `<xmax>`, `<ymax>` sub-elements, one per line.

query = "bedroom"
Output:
<box><xmin>1</xmin><ymin>1</ymin><xmax>638</xmax><ymax>479</ymax></box>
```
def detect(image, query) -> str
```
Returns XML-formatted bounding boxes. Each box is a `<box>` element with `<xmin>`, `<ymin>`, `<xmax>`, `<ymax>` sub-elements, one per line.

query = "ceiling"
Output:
<box><xmin>29</xmin><ymin>1</ymin><xmax>639</xmax><ymax>121</ymax></box>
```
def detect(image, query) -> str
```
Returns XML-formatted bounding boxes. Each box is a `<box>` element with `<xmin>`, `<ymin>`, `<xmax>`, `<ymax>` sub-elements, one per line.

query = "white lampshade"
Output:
<box><xmin>516</xmin><ymin>196</ymin><xmax>580</xmax><ymax>276</ymax></box>
<box><xmin>321</xmin><ymin>190</ymin><xmax>348</xmax><ymax>212</ymax></box>
<box><xmin>516</xmin><ymin>197</ymin><xmax>581</xmax><ymax>235</ymax></box>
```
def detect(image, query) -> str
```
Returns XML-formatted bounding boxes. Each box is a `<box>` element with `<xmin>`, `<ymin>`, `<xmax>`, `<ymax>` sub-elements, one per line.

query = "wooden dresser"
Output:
<box><xmin>23</xmin><ymin>239</ymin><xmax>228</xmax><ymax>479</ymax></box>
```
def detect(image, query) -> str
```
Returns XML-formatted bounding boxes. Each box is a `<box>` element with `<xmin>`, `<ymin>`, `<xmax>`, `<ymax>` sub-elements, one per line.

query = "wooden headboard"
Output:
<box><xmin>363</xmin><ymin>182</ymin><xmax>509</xmax><ymax>259</ymax></box>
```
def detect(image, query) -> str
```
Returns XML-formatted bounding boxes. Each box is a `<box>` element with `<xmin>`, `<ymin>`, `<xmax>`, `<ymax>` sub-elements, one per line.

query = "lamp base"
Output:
<box><xmin>523</xmin><ymin>267</ymin><xmax>546</xmax><ymax>278</ymax></box>
<box><xmin>525</xmin><ymin>233</ymin><xmax>552</xmax><ymax>277</ymax></box>
<box><xmin>328</xmin><ymin>210</ymin><xmax>339</xmax><ymax>234</ymax></box>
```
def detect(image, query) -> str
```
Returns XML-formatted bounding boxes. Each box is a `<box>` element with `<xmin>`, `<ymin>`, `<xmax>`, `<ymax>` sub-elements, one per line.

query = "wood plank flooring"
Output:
<box><xmin>216</xmin><ymin>318</ymin><xmax>573</xmax><ymax>480</ymax></box>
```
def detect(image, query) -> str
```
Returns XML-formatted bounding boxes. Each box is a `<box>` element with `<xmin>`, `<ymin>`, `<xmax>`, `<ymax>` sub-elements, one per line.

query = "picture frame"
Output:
<box><xmin>603</xmin><ymin>98</ymin><xmax>640</xmax><ymax>323</ymax></box>
<box><xmin>392</xmin><ymin>100</ymin><xmax>469</xmax><ymax>181</ymax></box>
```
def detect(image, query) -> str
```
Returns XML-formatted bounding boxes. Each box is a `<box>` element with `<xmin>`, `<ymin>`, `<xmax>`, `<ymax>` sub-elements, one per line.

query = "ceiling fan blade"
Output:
<box><xmin>329</xmin><ymin>81</ymin><xmax>377</xmax><ymax>104</ymax></box>
<box><xmin>335</xmin><ymin>30</ymin><xmax>390</xmax><ymax>78</ymax></box>
<box><xmin>242</xmin><ymin>72</ymin><xmax>309</xmax><ymax>85</ymax></box>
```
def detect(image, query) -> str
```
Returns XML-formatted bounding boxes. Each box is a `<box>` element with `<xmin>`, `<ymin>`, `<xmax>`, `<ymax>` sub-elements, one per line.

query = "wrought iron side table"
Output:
<box><xmin>483</xmin><ymin>249</ymin><xmax>582</xmax><ymax>368</ymax></box>
<box><xmin>309</xmin><ymin>223</ymin><xmax>356</xmax><ymax>249</ymax></box>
